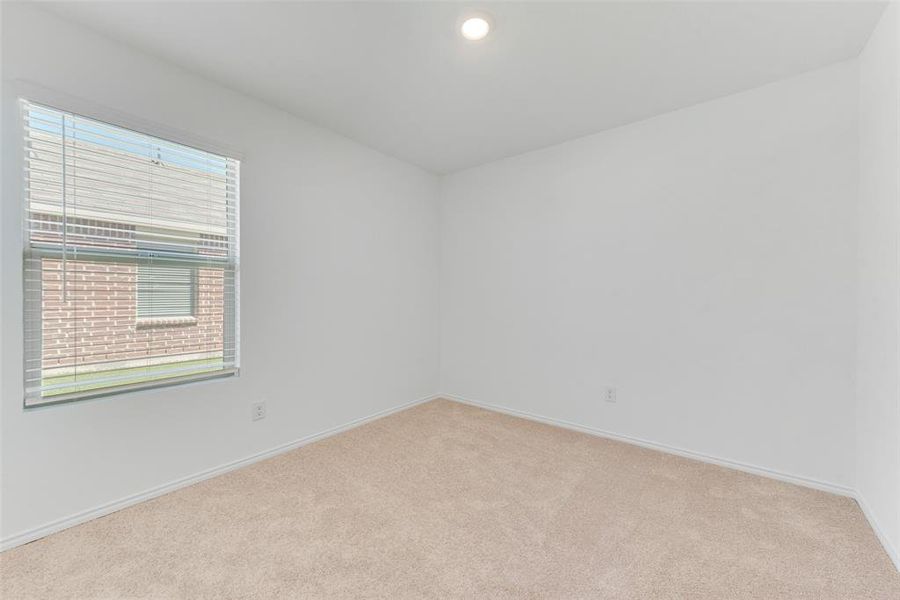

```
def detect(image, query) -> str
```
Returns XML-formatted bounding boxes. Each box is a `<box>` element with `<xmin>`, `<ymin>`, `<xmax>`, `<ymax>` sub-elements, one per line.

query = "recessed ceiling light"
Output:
<box><xmin>461</xmin><ymin>17</ymin><xmax>491</xmax><ymax>41</ymax></box>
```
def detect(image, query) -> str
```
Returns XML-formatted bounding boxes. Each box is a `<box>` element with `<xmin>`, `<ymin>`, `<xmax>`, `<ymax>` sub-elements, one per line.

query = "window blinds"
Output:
<box><xmin>23</xmin><ymin>100</ymin><xmax>240</xmax><ymax>406</ymax></box>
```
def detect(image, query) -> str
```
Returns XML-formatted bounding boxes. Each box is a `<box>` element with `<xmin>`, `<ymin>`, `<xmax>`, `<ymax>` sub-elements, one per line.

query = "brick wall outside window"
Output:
<box><xmin>41</xmin><ymin>258</ymin><xmax>225</xmax><ymax>371</ymax></box>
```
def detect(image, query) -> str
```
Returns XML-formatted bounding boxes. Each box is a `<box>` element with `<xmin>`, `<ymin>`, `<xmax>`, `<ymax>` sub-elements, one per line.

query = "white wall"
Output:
<box><xmin>0</xmin><ymin>3</ymin><xmax>440</xmax><ymax>544</ymax></box>
<box><xmin>440</xmin><ymin>61</ymin><xmax>859</xmax><ymax>491</ymax></box>
<box><xmin>856</xmin><ymin>0</ymin><xmax>900</xmax><ymax>565</ymax></box>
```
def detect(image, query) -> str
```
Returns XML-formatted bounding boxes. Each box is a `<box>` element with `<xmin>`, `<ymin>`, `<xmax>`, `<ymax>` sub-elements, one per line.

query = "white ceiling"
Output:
<box><xmin>43</xmin><ymin>1</ymin><xmax>885</xmax><ymax>174</ymax></box>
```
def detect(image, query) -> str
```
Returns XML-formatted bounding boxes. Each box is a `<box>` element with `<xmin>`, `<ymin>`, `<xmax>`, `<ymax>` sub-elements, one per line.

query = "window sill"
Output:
<box><xmin>135</xmin><ymin>316</ymin><xmax>198</xmax><ymax>328</ymax></box>
<box><xmin>25</xmin><ymin>367</ymin><xmax>238</xmax><ymax>409</ymax></box>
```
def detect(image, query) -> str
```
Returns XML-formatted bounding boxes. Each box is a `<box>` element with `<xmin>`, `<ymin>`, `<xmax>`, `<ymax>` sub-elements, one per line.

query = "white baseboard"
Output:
<box><xmin>854</xmin><ymin>490</ymin><xmax>900</xmax><ymax>572</ymax></box>
<box><xmin>0</xmin><ymin>394</ymin><xmax>440</xmax><ymax>553</ymax></box>
<box><xmin>439</xmin><ymin>394</ymin><xmax>856</xmax><ymax>498</ymax></box>
<box><xmin>442</xmin><ymin>393</ymin><xmax>900</xmax><ymax>573</ymax></box>
<box><xmin>442</xmin><ymin>393</ymin><xmax>854</xmax><ymax>497</ymax></box>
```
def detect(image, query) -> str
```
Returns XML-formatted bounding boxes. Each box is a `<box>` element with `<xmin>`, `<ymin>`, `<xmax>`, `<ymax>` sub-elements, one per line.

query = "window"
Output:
<box><xmin>136</xmin><ymin>264</ymin><xmax>197</xmax><ymax>321</ymax></box>
<box><xmin>23</xmin><ymin>100</ymin><xmax>240</xmax><ymax>406</ymax></box>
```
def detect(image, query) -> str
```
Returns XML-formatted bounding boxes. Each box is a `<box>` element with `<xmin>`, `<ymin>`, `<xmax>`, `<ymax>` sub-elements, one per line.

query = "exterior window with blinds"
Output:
<box><xmin>136</xmin><ymin>264</ymin><xmax>197</xmax><ymax>320</ymax></box>
<box><xmin>23</xmin><ymin>100</ymin><xmax>240</xmax><ymax>406</ymax></box>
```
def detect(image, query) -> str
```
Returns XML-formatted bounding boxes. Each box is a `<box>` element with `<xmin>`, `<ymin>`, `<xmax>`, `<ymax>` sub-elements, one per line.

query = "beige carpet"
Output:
<box><xmin>2</xmin><ymin>399</ymin><xmax>898</xmax><ymax>599</ymax></box>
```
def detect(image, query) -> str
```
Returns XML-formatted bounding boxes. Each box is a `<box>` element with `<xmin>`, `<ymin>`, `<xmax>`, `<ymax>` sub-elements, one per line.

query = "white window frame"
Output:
<box><xmin>18</xmin><ymin>88</ymin><xmax>242</xmax><ymax>408</ymax></box>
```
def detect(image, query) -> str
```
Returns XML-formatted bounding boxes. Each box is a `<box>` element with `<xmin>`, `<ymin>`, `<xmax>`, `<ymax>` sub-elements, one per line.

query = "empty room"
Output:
<box><xmin>1</xmin><ymin>0</ymin><xmax>899</xmax><ymax>598</ymax></box>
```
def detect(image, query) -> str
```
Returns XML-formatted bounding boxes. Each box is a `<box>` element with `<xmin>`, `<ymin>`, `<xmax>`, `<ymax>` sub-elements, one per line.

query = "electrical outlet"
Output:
<box><xmin>251</xmin><ymin>401</ymin><xmax>266</xmax><ymax>421</ymax></box>
<box><xmin>604</xmin><ymin>387</ymin><xmax>617</xmax><ymax>403</ymax></box>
